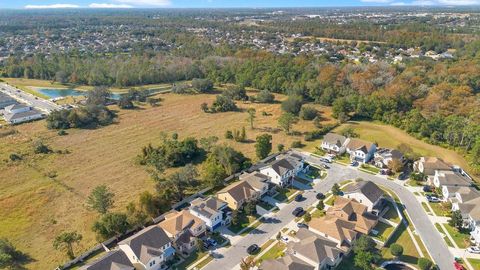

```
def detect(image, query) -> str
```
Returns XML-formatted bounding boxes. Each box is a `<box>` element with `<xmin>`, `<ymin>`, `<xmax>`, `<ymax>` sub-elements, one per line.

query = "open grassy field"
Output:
<box><xmin>0</xmin><ymin>89</ymin><xmax>335</xmax><ymax>269</ymax></box>
<box><xmin>335</xmin><ymin>121</ymin><xmax>474</xmax><ymax>176</ymax></box>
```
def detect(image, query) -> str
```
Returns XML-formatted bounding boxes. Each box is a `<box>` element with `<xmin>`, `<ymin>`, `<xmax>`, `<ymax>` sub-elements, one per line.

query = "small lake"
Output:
<box><xmin>36</xmin><ymin>88</ymin><xmax>121</xmax><ymax>99</ymax></box>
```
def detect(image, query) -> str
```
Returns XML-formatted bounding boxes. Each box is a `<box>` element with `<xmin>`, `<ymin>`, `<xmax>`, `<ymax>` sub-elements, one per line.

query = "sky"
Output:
<box><xmin>0</xmin><ymin>0</ymin><xmax>479</xmax><ymax>9</ymax></box>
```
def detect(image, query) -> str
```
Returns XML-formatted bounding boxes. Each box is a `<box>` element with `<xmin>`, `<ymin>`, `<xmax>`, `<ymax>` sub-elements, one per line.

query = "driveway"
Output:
<box><xmin>203</xmin><ymin>154</ymin><xmax>454</xmax><ymax>270</ymax></box>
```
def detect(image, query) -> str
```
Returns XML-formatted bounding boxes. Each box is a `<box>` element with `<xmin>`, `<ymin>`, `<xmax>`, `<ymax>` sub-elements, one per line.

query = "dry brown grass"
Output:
<box><xmin>0</xmin><ymin>91</ymin><xmax>333</xmax><ymax>269</ymax></box>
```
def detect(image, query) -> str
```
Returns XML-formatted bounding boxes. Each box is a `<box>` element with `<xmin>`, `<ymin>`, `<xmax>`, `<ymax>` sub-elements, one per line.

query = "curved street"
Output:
<box><xmin>203</xmin><ymin>153</ymin><xmax>454</xmax><ymax>270</ymax></box>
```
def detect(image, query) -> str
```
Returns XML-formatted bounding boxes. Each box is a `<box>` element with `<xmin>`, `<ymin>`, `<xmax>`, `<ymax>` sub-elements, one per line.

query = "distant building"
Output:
<box><xmin>413</xmin><ymin>157</ymin><xmax>452</xmax><ymax>183</ymax></box>
<box><xmin>373</xmin><ymin>148</ymin><xmax>404</xmax><ymax>169</ymax></box>
<box><xmin>433</xmin><ymin>170</ymin><xmax>471</xmax><ymax>189</ymax></box>
<box><xmin>321</xmin><ymin>133</ymin><xmax>349</xmax><ymax>155</ymax></box>
<box><xmin>345</xmin><ymin>139</ymin><xmax>377</xmax><ymax>163</ymax></box>
<box><xmin>0</xmin><ymin>92</ymin><xmax>17</xmax><ymax>109</ymax></box>
<box><xmin>2</xmin><ymin>104</ymin><xmax>44</xmax><ymax>124</ymax></box>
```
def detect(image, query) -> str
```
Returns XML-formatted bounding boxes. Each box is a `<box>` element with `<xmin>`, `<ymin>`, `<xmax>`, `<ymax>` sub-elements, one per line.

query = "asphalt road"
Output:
<box><xmin>0</xmin><ymin>83</ymin><xmax>60</xmax><ymax>113</ymax></box>
<box><xmin>203</xmin><ymin>154</ymin><xmax>454</xmax><ymax>270</ymax></box>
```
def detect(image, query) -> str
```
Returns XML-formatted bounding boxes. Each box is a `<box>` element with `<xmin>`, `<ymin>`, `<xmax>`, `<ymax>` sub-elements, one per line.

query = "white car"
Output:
<box><xmin>281</xmin><ymin>236</ymin><xmax>289</xmax><ymax>243</ymax></box>
<box><xmin>467</xmin><ymin>246</ymin><xmax>480</xmax><ymax>254</ymax></box>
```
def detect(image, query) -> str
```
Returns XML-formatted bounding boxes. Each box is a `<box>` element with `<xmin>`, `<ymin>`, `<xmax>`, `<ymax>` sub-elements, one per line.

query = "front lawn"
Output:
<box><xmin>173</xmin><ymin>250</ymin><xmax>209</xmax><ymax>270</ymax></box>
<box><xmin>382</xmin><ymin>201</ymin><xmax>400</xmax><ymax>223</ymax></box>
<box><xmin>443</xmin><ymin>224</ymin><xmax>470</xmax><ymax>248</ymax></box>
<box><xmin>257</xmin><ymin>242</ymin><xmax>287</xmax><ymax>263</ymax></box>
<box><xmin>273</xmin><ymin>187</ymin><xmax>298</xmax><ymax>202</ymax></box>
<box><xmin>421</xmin><ymin>202</ymin><xmax>432</xmax><ymax>215</ymax></box>
<box><xmin>325</xmin><ymin>195</ymin><xmax>336</xmax><ymax>206</ymax></box>
<box><xmin>467</xmin><ymin>258</ymin><xmax>480</xmax><ymax>270</ymax></box>
<box><xmin>335</xmin><ymin>154</ymin><xmax>351</xmax><ymax>164</ymax></box>
<box><xmin>359</xmin><ymin>164</ymin><xmax>380</xmax><ymax>174</ymax></box>
<box><xmin>370</xmin><ymin>222</ymin><xmax>394</xmax><ymax>242</ymax></box>
<box><xmin>428</xmin><ymin>202</ymin><xmax>451</xmax><ymax>217</ymax></box>
<box><xmin>228</xmin><ymin>212</ymin><xmax>260</xmax><ymax>234</ymax></box>
<box><xmin>312</xmin><ymin>209</ymin><xmax>326</xmax><ymax>218</ymax></box>
<box><xmin>434</xmin><ymin>223</ymin><xmax>454</xmax><ymax>247</ymax></box>
<box><xmin>382</xmin><ymin>223</ymin><xmax>420</xmax><ymax>266</ymax></box>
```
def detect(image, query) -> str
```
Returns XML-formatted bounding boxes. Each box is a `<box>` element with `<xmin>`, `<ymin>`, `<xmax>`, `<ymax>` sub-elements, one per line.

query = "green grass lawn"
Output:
<box><xmin>173</xmin><ymin>250</ymin><xmax>209</xmax><ymax>270</ymax></box>
<box><xmin>371</xmin><ymin>222</ymin><xmax>394</xmax><ymax>242</ymax></box>
<box><xmin>382</xmin><ymin>223</ymin><xmax>420</xmax><ymax>266</ymax></box>
<box><xmin>240</xmin><ymin>218</ymin><xmax>263</xmax><ymax>236</ymax></box>
<box><xmin>311</xmin><ymin>209</ymin><xmax>326</xmax><ymax>218</ymax></box>
<box><xmin>434</xmin><ymin>223</ymin><xmax>454</xmax><ymax>247</ymax></box>
<box><xmin>421</xmin><ymin>202</ymin><xmax>432</xmax><ymax>214</ymax></box>
<box><xmin>305</xmin><ymin>167</ymin><xmax>320</xmax><ymax>179</ymax></box>
<box><xmin>359</xmin><ymin>164</ymin><xmax>380</xmax><ymax>174</ymax></box>
<box><xmin>443</xmin><ymin>224</ymin><xmax>470</xmax><ymax>248</ymax></box>
<box><xmin>257</xmin><ymin>242</ymin><xmax>287</xmax><ymax>264</ymax></box>
<box><xmin>428</xmin><ymin>202</ymin><xmax>451</xmax><ymax>217</ymax></box>
<box><xmin>382</xmin><ymin>201</ymin><xmax>400</xmax><ymax>223</ymax></box>
<box><xmin>325</xmin><ymin>195</ymin><xmax>336</xmax><ymax>206</ymax></box>
<box><xmin>273</xmin><ymin>187</ymin><xmax>298</xmax><ymax>202</ymax></box>
<box><xmin>194</xmin><ymin>255</ymin><xmax>214</xmax><ymax>269</ymax></box>
<box><xmin>467</xmin><ymin>258</ymin><xmax>480</xmax><ymax>269</ymax></box>
<box><xmin>335</xmin><ymin>154</ymin><xmax>351</xmax><ymax>164</ymax></box>
<box><xmin>228</xmin><ymin>212</ymin><xmax>260</xmax><ymax>234</ymax></box>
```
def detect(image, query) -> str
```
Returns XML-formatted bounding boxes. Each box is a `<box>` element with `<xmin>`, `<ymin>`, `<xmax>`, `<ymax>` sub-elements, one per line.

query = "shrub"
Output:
<box><xmin>192</xmin><ymin>78</ymin><xmax>213</xmax><ymax>93</ymax></box>
<box><xmin>225</xmin><ymin>130</ymin><xmax>233</xmax><ymax>139</ymax></box>
<box><xmin>418</xmin><ymin>258</ymin><xmax>433</xmax><ymax>270</ymax></box>
<box><xmin>300</xmin><ymin>106</ymin><xmax>318</xmax><ymax>120</ymax></box>
<box><xmin>9</xmin><ymin>153</ymin><xmax>22</xmax><ymax>161</ymax></box>
<box><xmin>211</xmin><ymin>95</ymin><xmax>237</xmax><ymax>112</ymax></box>
<box><xmin>57</xmin><ymin>130</ymin><xmax>68</xmax><ymax>136</ymax></box>
<box><xmin>281</xmin><ymin>96</ymin><xmax>303</xmax><ymax>115</ymax></box>
<box><xmin>291</xmin><ymin>140</ymin><xmax>303</xmax><ymax>148</ymax></box>
<box><xmin>256</xmin><ymin>90</ymin><xmax>275</xmax><ymax>103</ymax></box>
<box><xmin>390</xmin><ymin>244</ymin><xmax>403</xmax><ymax>257</ymax></box>
<box><xmin>277</xmin><ymin>144</ymin><xmax>285</xmax><ymax>152</ymax></box>
<box><xmin>34</xmin><ymin>141</ymin><xmax>52</xmax><ymax>154</ymax></box>
<box><xmin>224</xmin><ymin>85</ymin><xmax>248</xmax><ymax>101</ymax></box>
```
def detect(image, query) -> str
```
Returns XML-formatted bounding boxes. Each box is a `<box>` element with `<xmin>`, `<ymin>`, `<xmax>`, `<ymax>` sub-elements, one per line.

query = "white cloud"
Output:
<box><xmin>25</xmin><ymin>4</ymin><xmax>80</xmax><ymax>9</ymax></box>
<box><xmin>113</xmin><ymin>0</ymin><xmax>171</xmax><ymax>6</ymax></box>
<box><xmin>390</xmin><ymin>2</ymin><xmax>407</xmax><ymax>4</ymax></box>
<box><xmin>89</xmin><ymin>3</ymin><xmax>133</xmax><ymax>8</ymax></box>
<box><xmin>360</xmin><ymin>0</ymin><xmax>393</xmax><ymax>2</ymax></box>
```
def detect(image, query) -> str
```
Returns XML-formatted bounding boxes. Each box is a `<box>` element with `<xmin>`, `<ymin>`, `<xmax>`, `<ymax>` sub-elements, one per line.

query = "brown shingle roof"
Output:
<box><xmin>80</xmin><ymin>250</ymin><xmax>134</xmax><ymax>270</ymax></box>
<box><xmin>158</xmin><ymin>210</ymin><xmax>205</xmax><ymax>236</ymax></box>
<box><xmin>346</xmin><ymin>139</ymin><xmax>373</xmax><ymax>154</ymax></box>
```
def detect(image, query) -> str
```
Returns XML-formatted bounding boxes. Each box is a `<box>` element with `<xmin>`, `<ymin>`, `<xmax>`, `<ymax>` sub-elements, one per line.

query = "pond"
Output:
<box><xmin>35</xmin><ymin>88</ymin><xmax>121</xmax><ymax>100</ymax></box>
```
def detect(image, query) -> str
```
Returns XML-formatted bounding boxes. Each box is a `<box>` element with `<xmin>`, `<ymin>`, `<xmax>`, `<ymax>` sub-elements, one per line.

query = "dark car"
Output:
<box><xmin>322</xmin><ymin>163</ymin><xmax>330</xmax><ymax>169</ymax></box>
<box><xmin>292</xmin><ymin>207</ymin><xmax>305</xmax><ymax>217</ymax></box>
<box><xmin>423</xmin><ymin>185</ymin><xmax>432</xmax><ymax>192</ymax></box>
<box><xmin>398</xmin><ymin>172</ymin><xmax>407</xmax><ymax>180</ymax></box>
<box><xmin>294</xmin><ymin>194</ymin><xmax>303</xmax><ymax>202</ymax></box>
<box><xmin>316</xmin><ymin>192</ymin><xmax>325</xmax><ymax>200</ymax></box>
<box><xmin>247</xmin><ymin>244</ymin><xmax>260</xmax><ymax>255</ymax></box>
<box><xmin>297</xmin><ymin>223</ymin><xmax>309</xmax><ymax>229</ymax></box>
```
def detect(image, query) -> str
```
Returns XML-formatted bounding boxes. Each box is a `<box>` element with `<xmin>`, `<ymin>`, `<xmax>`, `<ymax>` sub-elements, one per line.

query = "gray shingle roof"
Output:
<box><xmin>80</xmin><ymin>249</ymin><xmax>134</xmax><ymax>270</ymax></box>
<box><xmin>323</xmin><ymin>133</ymin><xmax>347</xmax><ymax>147</ymax></box>
<box><xmin>344</xmin><ymin>181</ymin><xmax>384</xmax><ymax>204</ymax></box>
<box><xmin>118</xmin><ymin>226</ymin><xmax>171</xmax><ymax>264</ymax></box>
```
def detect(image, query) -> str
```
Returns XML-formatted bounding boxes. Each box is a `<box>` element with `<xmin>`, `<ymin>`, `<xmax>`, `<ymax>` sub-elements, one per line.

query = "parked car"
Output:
<box><xmin>350</xmin><ymin>161</ymin><xmax>358</xmax><ymax>166</ymax></box>
<box><xmin>294</xmin><ymin>194</ymin><xmax>303</xmax><ymax>202</ymax></box>
<box><xmin>297</xmin><ymin>223</ymin><xmax>309</xmax><ymax>229</ymax></box>
<box><xmin>206</xmin><ymin>238</ymin><xmax>217</xmax><ymax>247</ymax></box>
<box><xmin>320</xmin><ymin>157</ymin><xmax>332</xmax><ymax>163</ymax></box>
<box><xmin>454</xmin><ymin>261</ymin><xmax>465</xmax><ymax>270</ymax></box>
<box><xmin>423</xmin><ymin>185</ymin><xmax>432</xmax><ymax>192</ymax></box>
<box><xmin>398</xmin><ymin>172</ymin><xmax>407</xmax><ymax>180</ymax></box>
<box><xmin>281</xmin><ymin>236</ymin><xmax>289</xmax><ymax>243</ymax></box>
<box><xmin>292</xmin><ymin>207</ymin><xmax>305</xmax><ymax>217</ymax></box>
<box><xmin>426</xmin><ymin>195</ymin><xmax>441</xmax><ymax>203</ymax></box>
<box><xmin>316</xmin><ymin>192</ymin><xmax>325</xmax><ymax>200</ymax></box>
<box><xmin>247</xmin><ymin>244</ymin><xmax>260</xmax><ymax>255</ymax></box>
<box><xmin>467</xmin><ymin>246</ymin><xmax>480</xmax><ymax>254</ymax></box>
<box><xmin>322</xmin><ymin>163</ymin><xmax>330</xmax><ymax>169</ymax></box>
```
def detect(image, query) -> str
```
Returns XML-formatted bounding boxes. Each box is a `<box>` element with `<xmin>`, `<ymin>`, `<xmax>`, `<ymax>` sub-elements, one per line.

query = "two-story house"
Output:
<box><xmin>449</xmin><ymin>187</ymin><xmax>480</xmax><ymax>245</ymax></box>
<box><xmin>189</xmin><ymin>196</ymin><xmax>228</xmax><ymax>231</ymax></box>
<box><xmin>158</xmin><ymin>210</ymin><xmax>206</xmax><ymax>254</ymax></box>
<box><xmin>321</xmin><ymin>133</ymin><xmax>350</xmax><ymax>155</ymax></box>
<box><xmin>373</xmin><ymin>148</ymin><xmax>404</xmax><ymax>169</ymax></box>
<box><xmin>216</xmin><ymin>172</ymin><xmax>269</xmax><ymax>210</ymax></box>
<box><xmin>413</xmin><ymin>157</ymin><xmax>452</xmax><ymax>184</ymax></box>
<box><xmin>80</xmin><ymin>249</ymin><xmax>135</xmax><ymax>270</ymax></box>
<box><xmin>433</xmin><ymin>170</ymin><xmax>472</xmax><ymax>197</ymax></box>
<box><xmin>118</xmin><ymin>226</ymin><xmax>175</xmax><ymax>270</ymax></box>
<box><xmin>343</xmin><ymin>181</ymin><xmax>384</xmax><ymax>214</ymax></box>
<box><xmin>345</xmin><ymin>139</ymin><xmax>377</xmax><ymax>163</ymax></box>
<box><xmin>259</xmin><ymin>155</ymin><xmax>308</xmax><ymax>187</ymax></box>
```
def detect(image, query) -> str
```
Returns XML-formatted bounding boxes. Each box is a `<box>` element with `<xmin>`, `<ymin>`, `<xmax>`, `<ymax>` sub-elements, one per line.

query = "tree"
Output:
<box><xmin>53</xmin><ymin>231</ymin><xmax>82</xmax><ymax>259</ymax></box>
<box><xmin>277</xmin><ymin>144</ymin><xmax>285</xmax><ymax>152</ymax></box>
<box><xmin>340</xmin><ymin>126</ymin><xmax>358</xmax><ymax>138</ymax></box>
<box><xmin>317</xmin><ymin>200</ymin><xmax>325</xmax><ymax>211</ymax></box>
<box><xmin>300</xmin><ymin>106</ymin><xmax>318</xmax><ymax>120</ymax></box>
<box><xmin>354</xmin><ymin>250</ymin><xmax>376</xmax><ymax>270</ymax></box>
<box><xmin>92</xmin><ymin>212</ymin><xmax>131</xmax><ymax>240</ymax></box>
<box><xmin>410</xmin><ymin>172</ymin><xmax>426</xmax><ymax>182</ymax></box>
<box><xmin>126</xmin><ymin>201</ymin><xmax>148</xmax><ymax>228</ymax></box>
<box><xmin>86</xmin><ymin>185</ymin><xmax>115</xmax><ymax>215</ymax></box>
<box><xmin>196</xmin><ymin>238</ymin><xmax>204</xmax><ymax>252</ymax></box>
<box><xmin>87</xmin><ymin>86</ymin><xmax>111</xmax><ymax>106</ymax></box>
<box><xmin>390</xmin><ymin>244</ymin><xmax>404</xmax><ymax>258</ymax></box>
<box><xmin>388</xmin><ymin>159</ymin><xmax>404</xmax><ymax>173</ymax></box>
<box><xmin>255</xmin><ymin>134</ymin><xmax>272</xmax><ymax>160</ymax></box>
<box><xmin>332</xmin><ymin>183</ymin><xmax>341</xmax><ymax>196</ymax></box>
<box><xmin>0</xmin><ymin>238</ymin><xmax>28</xmax><ymax>269</ymax></box>
<box><xmin>118</xmin><ymin>95</ymin><xmax>134</xmax><ymax>109</ymax></box>
<box><xmin>278</xmin><ymin>113</ymin><xmax>298</xmax><ymax>134</ymax></box>
<box><xmin>276</xmin><ymin>232</ymin><xmax>281</xmax><ymax>240</ymax></box>
<box><xmin>246</xmin><ymin>108</ymin><xmax>256</xmax><ymax>129</ymax></box>
<box><xmin>239</xmin><ymin>256</ymin><xmax>256</xmax><ymax>270</ymax></box>
<box><xmin>304</xmin><ymin>212</ymin><xmax>312</xmax><ymax>222</ymax></box>
<box><xmin>245</xmin><ymin>201</ymin><xmax>256</xmax><ymax>216</ymax></box>
<box><xmin>192</xmin><ymin>78</ymin><xmax>213</xmax><ymax>93</ymax></box>
<box><xmin>449</xmin><ymin>210</ymin><xmax>463</xmax><ymax>230</ymax></box>
<box><xmin>255</xmin><ymin>90</ymin><xmax>275</xmax><ymax>103</ymax></box>
<box><xmin>231</xmin><ymin>210</ymin><xmax>240</xmax><ymax>226</ymax></box>
<box><xmin>418</xmin><ymin>258</ymin><xmax>433</xmax><ymax>270</ymax></box>
<box><xmin>281</xmin><ymin>96</ymin><xmax>303</xmax><ymax>115</ymax></box>
<box><xmin>211</xmin><ymin>94</ymin><xmax>237</xmax><ymax>112</ymax></box>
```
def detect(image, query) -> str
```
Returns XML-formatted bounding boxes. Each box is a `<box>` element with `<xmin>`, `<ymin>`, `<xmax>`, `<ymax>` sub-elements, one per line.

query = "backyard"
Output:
<box><xmin>370</xmin><ymin>222</ymin><xmax>395</xmax><ymax>242</ymax></box>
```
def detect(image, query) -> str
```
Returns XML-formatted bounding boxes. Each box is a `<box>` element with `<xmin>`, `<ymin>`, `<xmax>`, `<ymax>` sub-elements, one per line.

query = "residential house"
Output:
<box><xmin>449</xmin><ymin>187</ymin><xmax>480</xmax><ymax>245</ymax></box>
<box><xmin>345</xmin><ymin>139</ymin><xmax>377</xmax><ymax>163</ymax></box>
<box><xmin>433</xmin><ymin>170</ymin><xmax>472</xmax><ymax>190</ymax></box>
<box><xmin>343</xmin><ymin>181</ymin><xmax>385</xmax><ymax>214</ymax></box>
<box><xmin>189</xmin><ymin>196</ymin><xmax>228</xmax><ymax>231</ymax></box>
<box><xmin>321</xmin><ymin>133</ymin><xmax>349</xmax><ymax>155</ymax></box>
<box><xmin>260</xmin><ymin>254</ymin><xmax>315</xmax><ymax>270</ymax></box>
<box><xmin>413</xmin><ymin>157</ymin><xmax>452</xmax><ymax>183</ymax></box>
<box><xmin>216</xmin><ymin>172</ymin><xmax>269</xmax><ymax>210</ymax></box>
<box><xmin>0</xmin><ymin>92</ymin><xmax>16</xmax><ymax>109</ymax></box>
<box><xmin>373</xmin><ymin>148</ymin><xmax>404</xmax><ymax>169</ymax></box>
<box><xmin>158</xmin><ymin>210</ymin><xmax>206</xmax><ymax>254</ymax></box>
<box><xmin>80</xmin><ymin>249</ymin><xmax>135</xmax><ymax>270</ymax></box>
<box><xmin>2</xmin><ymin>104</ymin><xmax>44</xmax><ymax>124</ymax></box>
<box><xmin>309</xmin><ymin>197</ymin><xmax>378</xmax><ymax>249</ymax></box>
<box><xmin>259</xmin><ymin>154</ymin><xmax>308</xmax><ymax>187</ymax></box>
<box><xmin>118</xmin><ymin>226</ymin><xmax>175</xmax><ymax>270</ymax></box>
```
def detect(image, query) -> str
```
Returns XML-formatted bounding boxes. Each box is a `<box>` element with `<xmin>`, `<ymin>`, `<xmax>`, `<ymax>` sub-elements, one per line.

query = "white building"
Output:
<box><xmin>189</xmin><ymin>196</ymin><xmax>228</xmax><ymax>231</ymax></box>
<box><xmin>259</xmin><ymin>153</ymin><xmax>307</xmax><ymax>187</ymax></box>
<box><xmin>343</xmin><ymin>181</ymin><xmax>385</xmax><ymax>214</ymax></box>
<box><xmin>321</xmin><ymin>133</ymin><xmax>349</xmax><ymax>155</ymax></box>
<box><xmin>2</xmin><ymin>104</ymin><xmax>44</xmax><ymax>124</ymax></box>
<box><xmin>345</xmin><ymin>138</ymin><xmax>377</xmax><ymax>163</ymax></box>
